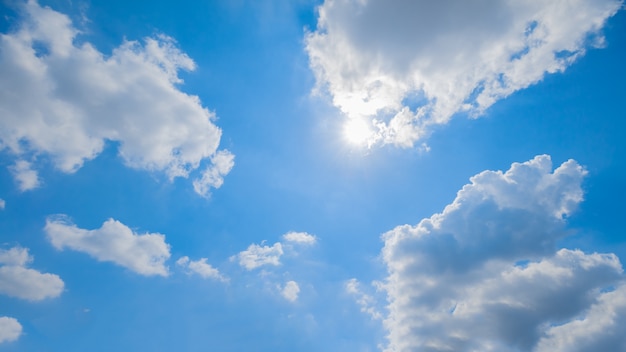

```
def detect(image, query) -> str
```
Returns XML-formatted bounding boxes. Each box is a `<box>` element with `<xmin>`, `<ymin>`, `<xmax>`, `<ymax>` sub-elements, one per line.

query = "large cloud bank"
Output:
<box><xmin>306</xmin><ymin>0</ymin><xmax>623</xmax><ymax>147</ymax></box>
<box><xmin>381</xmin><ymin>155</ymin><xmax>626</xmax><ymax>351</ymax></box>
<box><xmin>0</xmin><ymin>1</ymin><xmax>232</xmax><ymax>194</ymax></box>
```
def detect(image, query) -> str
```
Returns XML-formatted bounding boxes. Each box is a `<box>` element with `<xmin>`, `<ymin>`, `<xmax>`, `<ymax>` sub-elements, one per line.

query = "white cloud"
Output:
<box><xmin>45</xmin><ymin>216</ymin><xmax>171</xmax><ymax>276</ymax></box>
<box><xmin>0</xmin><ymin>199</ymin><xmax>5</xmax><ymax>210</ymax></box>
<box><xmin>233</xmin><ymin>242</ymin><xmax>283</xmax><ymax>270</ymax></box>
<box><xmin>282</xmin><ymin>231</ymin><xmax>317</xmax><ymax>245</ymax></box>
<box><xmin>0</xmin><ymin>317</ymin><xmax>21</xmax><ymax>344</ymax></box>
<box><xmin>306</xmin><ymin>0</ymin><xmax>623</xmax><ymax>147</ymax></box>
<box><xmin>176</xmin><ymin>256</ymin><xmax>227</xmax><ymax>282</ymax></box>
<box><xmin>10</xmin><ymin>160</ymin><xmax>40</xmax><ymax>191</ymax></box>
<box><xmin>379</xmin><ymin>155</ymin><xmax>626</xmax><ymax>351</ymax></box>
<box><xmin>346</xmin><ymin>278</ymin><xmax>382</xmax><ymax>320</ymax></box>
<box><xmin>0</xmin><ymin>246</ymin><xmax>64</xmax><ymax>301</ymax></box>
<box><xmin>281</xmin><ymin>280</ymin><xmax>300</xmax><ymax>302</ymax></box>
<box><xmin>192</xmin><ymin>150</ymin><xmax>235</xmax><ymax>198</ymax></box>
<box><xmin>0</xmin><ymin>1</ymin><xmax>232</xmax><ymax>194</ymax></box>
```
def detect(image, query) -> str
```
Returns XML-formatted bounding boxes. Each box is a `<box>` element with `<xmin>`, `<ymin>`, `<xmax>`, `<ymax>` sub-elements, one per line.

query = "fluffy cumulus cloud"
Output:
<box><xmin>233</xmin><ymin>242</ymin><xmax>284</xmax><ymax>270</ymax></box>
<box><xmin>282</xmin><ymin>231</ymin><xmax>317</xmax><ymax>245</ymax></box>
<box><xmin>176</xmin><ymin>256</ymin><xmax>227</xmax><ymax>282</ymax></box>
<box><xmin>45</xmin><ymin>216</ymin><xmax>171</xmax><ymax>276</ymax></box>
<box><xmin>380</xmin><ymin>155</ymin><xmax>626</xmax><ymax>351</ymax></box>
<box><xmin>306</xmin><ymin>0</ymin><xmax>623</xmax><ymax>147</ymax></box>
<box><xmin>193</xmin><ymin>150</ymin><xmax>235</xmax><ymax>198</ymax></box>
<box><xmin>0</xmin><ymin>246</ymin><xmax>64</xmax><ymax>301</ymax></box>
<box><xmin>0</xmin><ymin>1</ymin><xmax>233</xmax><ymax>195</ymax></box>
<box><xmin>280</xmin><ymin>280</ymin><xmax>300</xmax><ymax>302</ymax></box>
<box><xmin>0</xmin><ymin>317</ymin><xmax>22</xmax><ymax>344</ymax></box>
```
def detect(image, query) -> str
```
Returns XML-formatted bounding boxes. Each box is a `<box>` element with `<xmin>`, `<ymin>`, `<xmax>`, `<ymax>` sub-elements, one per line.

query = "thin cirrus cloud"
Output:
<box><xmin>44</xmin><ymin>216</ymin><xmax>171</xmax><ymax>277</ymax></box>
<box><xmin>176</xmin><ymin>256</ymin><xmax>228</xmax><ymax>282</ymax></box>
<box><xmin>0</xmin><ymin>0</ymin><xmax>233</xmax><ymax>196</ymax></box>
<box><xmin>306</xmin><ymin>0</ymin><xmax>623</xmax><ymax>147</ymax></box>
<box><xmin>0</xmin><ymin>317</ymin><xmax>22</xmax><ymax>344</ymax></box>
<box><xmin>378</xmin><ymin>155</ymin><xmax>625</xmax><ymax>351</ymax></box>
<box><xmin>0</xmin><ymin>246</ymin><xmax>64</xmax><ymax>301</ymax></box>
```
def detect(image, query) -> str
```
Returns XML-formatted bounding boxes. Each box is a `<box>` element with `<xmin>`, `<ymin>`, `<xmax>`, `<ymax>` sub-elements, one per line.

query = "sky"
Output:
<box><xmin>0</xmin><ymin>0</ymin><xmax>625</xmax><ymax>351</ymax></box>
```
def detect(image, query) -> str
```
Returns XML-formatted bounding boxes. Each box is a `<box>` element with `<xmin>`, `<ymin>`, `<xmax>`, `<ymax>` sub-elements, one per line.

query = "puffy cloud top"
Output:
<box><xmin>380</xmin><ymin>155</ymin><xmax>625</xmax><ymax>351</ymax></box>
<box><xmin>306</xmin><ymin>0</ymin><xmax>623</xmax><ymax>147</ymax></box>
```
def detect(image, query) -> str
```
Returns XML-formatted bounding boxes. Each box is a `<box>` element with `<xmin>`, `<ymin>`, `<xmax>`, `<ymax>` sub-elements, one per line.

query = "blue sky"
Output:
<box><xmin>0</xmin><ymin>0</ymin><xmax>625</xmax><ymax>351</ymax></box>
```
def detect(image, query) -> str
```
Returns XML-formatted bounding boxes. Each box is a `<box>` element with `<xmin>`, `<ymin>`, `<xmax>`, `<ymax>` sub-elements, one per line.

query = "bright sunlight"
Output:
<box><xmin>343</xmin><ymin>118</ymin><xmax>373</xmax><ymax>146</ymax></box>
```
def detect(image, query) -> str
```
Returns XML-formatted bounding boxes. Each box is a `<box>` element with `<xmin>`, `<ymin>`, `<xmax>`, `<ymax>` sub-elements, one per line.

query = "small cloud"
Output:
<box><xmin>176</xmin><ymin>256</ymin><xmax>228</xmax><ymax>282</ymax></box>
<box><xmin>0</xmin><ymin>246</ymin><xmax>64</xmax><ymax>301</ymax></box>
<box><xmin>345</xmin><ymin>278</ymin><xmax>382</xmax><ymax>320</ymax></box>
<box><xmin>0</xmin><ymin>317</ymin><xmax>22</xmax><ymax>343</ymax></box>
<box><xmin>193</xmin><ymin>150</ymin><xmax>235</xmax><ymax>197</ymax></box>
<box><xmin>0</xmin><ymin>199</ymin><xmax>5</xmax><ymax>210</ymax></box>
<box><xmin>282</xmin><ymin>231</ymin><xmax>317</xmax><ymax>245</ymax></box>
<box><xmin>281</xmin><ymin>280</ymin><xmax>300</xmax><ymax>302</ymax></box>
<box><xmin>10</xmin><ymin>160</ymin><xmax>40</xmax><ymax>191</ymax></box>
<box><xmin>45</xmin><ymin>216</ymin><xmax>171</xmax><ymax>276</ymax></box>
<box><xmin>232</xmin><ymin>242</ymin><xmax>283</xmax><ymax>270</ymax></box>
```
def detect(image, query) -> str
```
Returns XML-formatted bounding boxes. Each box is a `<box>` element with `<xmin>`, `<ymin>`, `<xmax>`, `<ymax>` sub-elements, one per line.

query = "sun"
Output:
<box><xmin>343</xmin><ymin>118</ymin><xmax>372</xmax><ymax>146</ymax></box>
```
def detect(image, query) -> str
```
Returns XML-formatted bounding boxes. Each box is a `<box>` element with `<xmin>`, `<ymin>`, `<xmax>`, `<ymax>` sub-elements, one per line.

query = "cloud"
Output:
<box><xmin>192</xmin><ymin>150</ymin><xmax>235</xmax><ymax>198</ymax></box>
<box><xmin>379</xmin><ymin>155</ymin><xmax>626</xmax><ymax>351</ymax></box>
<box><xmin>45</xmin><ymin>216</ymin><xmax>171</xmax><ymax>276</ymax></box>
<box><xmin>176</xmin><ymin>256</ymin><xmax>228</xmax><ymax>282</ymax></box>
<box><xmin>10</xmin><ymin>160</ymin><xmax>40</xmax><ymax>191</ymax></box>
<box><xmin>233</xmin><ymin>242</ymin><xmax>284</xmax><ymax>270</ymax></box>
<box><xmin>0</xmin><ymin>246</ymin><xmax>64</xmax><ymax>301</ymax></box>
<box><xmin>0</xmin><ymin>1</ymin><xmax>232</xmax><ymax>194</ymax></box>
<box><xmin>0</xmin><ymin>317</ymin><xmax>22</xmax><ymax>344</ymax></box>
<box><xmin>0</xmin><ymin>199</ymin><xmax>5</xmax><ymax>210</ymax></box>
<box><xmin>306</xmin><ymin>0</ymin><xmax>623</xmax><ymax>147</ymax></box>
<box><xmin>282</xmin><ymin>231</ymin><xmax>317</xmax><ymax>245</ymax></box>
<box><xmin>281</xmin><ymin>280</ymin><xmax>300</xmax><ymax>302</ymax></box>
<box><xmin>346</xmin><ymin>278</ymin><xmax>382</xmax><ymax>320</ymax></box>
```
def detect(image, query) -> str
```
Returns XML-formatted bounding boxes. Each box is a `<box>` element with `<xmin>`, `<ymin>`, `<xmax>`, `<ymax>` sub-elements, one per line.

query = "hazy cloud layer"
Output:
<box><xmin>45</xmin><ymin>217</ymin><xmax>171</xmax><ymax>276</ymax></box>
<box><xmin>306</xmin><ymin>0</ymin><xmax>623</xmax><ymax>147</ymax></box>
<box><xmin>0</xmin><ymin>317</ymin><xmax>22</xmax><ymax>344</ymax></box>
<box><xmin>0</xmin><ymin>246</ymin><xmax>64</xmax><ymax>301</ymax></box>
<box><xmin>0</xmin><ymin>1</ymin><xmax>233</xmax><ymax>194</ymax></box>
<box><xmin>380</xmin><ymin>155</ymin><xmax>625</xmax><ymax>351</ymax></box>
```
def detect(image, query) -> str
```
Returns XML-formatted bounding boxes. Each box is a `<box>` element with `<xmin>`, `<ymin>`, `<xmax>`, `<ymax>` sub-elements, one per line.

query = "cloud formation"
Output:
<box><xmin>0</xmin><ymin>246</ymin><xmax>64</xmax><ymax>301</ymax></box>
<box><xmin>176</xmin><ymin>256</ymin><xmax>227</xmax><ymax>282</ymax></box>
<box><xmin>0</xmin><ymin>1</ymin><xmax>232</xmax><ymax>194</ymax></box>
<box><xmin>281</xmin><ymin>280</ymin><xmax>300</xmax><ymax>302</ymax></box>
<box><xmin>282</xmin><ymin>231</ymin><xmax>317</xmax><ymax>245</ymax></box>
<box><xmin>380</xmin><ymin>155</ymin><xmax>625</xmax><ymax>351</ymax></box>
<box><xmin>306</xmin><ymin>0</ymin><xmax>623</xmax><ymax>147</ymax></box>
<box><xmin>233</xmin><ymin>242</ymin><xmax>284</xmax><ymax>270</ymax></box>
<box><xmin>45</xmin><ymin>217</ymin><xmax>171</xmax><ymax>276</ymax></box>
<box><xmin>0</xmin><ymin>317</ymin><xmax>22</xmax><ymax>344</ymax></box>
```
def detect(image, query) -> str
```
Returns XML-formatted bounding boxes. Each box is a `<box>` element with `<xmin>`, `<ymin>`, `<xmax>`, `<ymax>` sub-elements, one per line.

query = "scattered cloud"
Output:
<box><xmin>280</xmin><ymin>280</ymin><xmax>300</xmax><ymax>302</ymax></box>
<box><xmin>345</xmin><ymin>278</ymin><xmax>382</xmax><ymax>320</ymax></box>
<box><xmin>282</xmin><ymin>231</ymin><xmax>317</xmax><ymax>245</ymax></box>
<box><xmin>0</xmin><ymin>246</ymin><xmax>64</xmax><ymax>301</ymax></box>
<box><xmin>233</xmin><ymin>242</ymin><xmax>283</xmax><ymax>270</ymax></box>
<box><xmin>10</xmin><ymin>160</ymin><xmax>40</xmax><ymax>191</ymax></box>
<box><xmin>0</xmin><ymin>1</ymin><xmax>231</xmax><ymax>192</ymax></box>
<box><xmin>45</xmin><ymin>216</ymin><xmax>171</xmax><ymax>276</ymax></box>
<box><xmin>176</xmin><ymin>256</ymin><xmax>228</xmax><ymax>282</ymax></box>
<box><xmin>379</xmin><ymin>155</ymin><xmax>625</xmax><ymax>351</ymax></box>
<box><xmin>193</xmin><ymin>150</ymin><xmax>235</xmax><ymax>197</ymax></box>
<box><xmin>306</xmin><ymin>0</ymin><xmax>623</xmax><ymax>147</ymax></box>
<box><xmin>0</xmin><ymin>317</ymin><xmax>21</xmax><ymax>344</ymax></box>
<box><xmin>0</xmin><ymin>199</ymin><xmax>5</xmax><ymax>209</ymax></box>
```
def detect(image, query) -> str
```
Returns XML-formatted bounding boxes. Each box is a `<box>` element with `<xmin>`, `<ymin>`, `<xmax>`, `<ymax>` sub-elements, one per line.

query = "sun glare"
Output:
<box><xmin>343</xmin><ymin>118</ymin><xmax>372</xmax><ymax>146</ymax></box>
